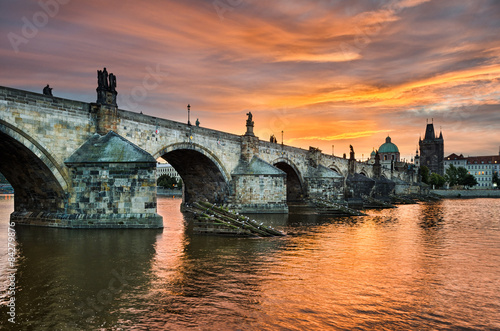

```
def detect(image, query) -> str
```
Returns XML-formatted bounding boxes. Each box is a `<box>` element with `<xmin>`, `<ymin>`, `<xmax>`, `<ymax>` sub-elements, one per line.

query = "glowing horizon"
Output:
<box><xmin>1</xmin><ymin>0</ymin><xmax>499</xmax><ymax>160</ymax></box>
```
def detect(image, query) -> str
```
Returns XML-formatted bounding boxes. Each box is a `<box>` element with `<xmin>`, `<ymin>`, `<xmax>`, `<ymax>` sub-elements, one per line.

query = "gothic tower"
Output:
<box><xmin>419</xmin><ymin>120</ymin><xmax>444</xmax><ymax>175</ymax></box>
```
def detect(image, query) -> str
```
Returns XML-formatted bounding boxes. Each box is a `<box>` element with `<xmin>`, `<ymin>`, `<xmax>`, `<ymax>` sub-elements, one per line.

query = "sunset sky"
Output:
<box><xmin>1</xmin><ymin>0</ymin><xmax>499</xmax><ymax>160</ymax></box>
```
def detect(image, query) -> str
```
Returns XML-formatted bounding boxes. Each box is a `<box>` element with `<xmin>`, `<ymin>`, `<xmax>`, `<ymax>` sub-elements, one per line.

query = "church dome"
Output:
<box><xmin>379</xmin><ymin>136</ymin><xmax>399</xmax><ymax>153</ymax></box>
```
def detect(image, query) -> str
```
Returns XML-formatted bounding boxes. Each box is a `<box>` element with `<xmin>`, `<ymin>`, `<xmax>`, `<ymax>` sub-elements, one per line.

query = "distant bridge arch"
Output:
<box><xmin>156</xmin><ymin>142</ymin><xmax>231</xmax><ymax>204</ymax></box>
<box><xmin>328</xmin><ymin>164</ymin><xmax>344</xmax><ymax>177</ymax></box>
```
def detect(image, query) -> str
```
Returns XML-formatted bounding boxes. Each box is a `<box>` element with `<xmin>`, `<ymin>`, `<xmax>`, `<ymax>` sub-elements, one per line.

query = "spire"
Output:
<box><xmin>424</xmin><ymin>122</ymin><xmax>436</xmax><ymax>141</ymax></box>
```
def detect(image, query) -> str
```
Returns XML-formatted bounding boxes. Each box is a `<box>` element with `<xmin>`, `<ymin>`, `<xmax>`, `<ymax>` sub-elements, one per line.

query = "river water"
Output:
<box><xmin>0</xmin><ymin>195</ymin><xmax>499</xmax><ymax>330</ymax></box>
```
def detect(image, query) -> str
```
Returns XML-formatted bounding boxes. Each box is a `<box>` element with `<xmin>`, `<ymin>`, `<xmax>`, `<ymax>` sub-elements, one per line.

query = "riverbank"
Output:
<box><xmin>431</xmin><ymin>189</ymin><xmax>500</xmax><ymax>198</ymax></box>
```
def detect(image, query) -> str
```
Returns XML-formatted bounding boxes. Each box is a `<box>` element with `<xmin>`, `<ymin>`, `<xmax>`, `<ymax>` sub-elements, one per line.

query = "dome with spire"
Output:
<box><xmin>378</xmin><ymin>136</ymin><xmax>399</xmax><ymax>154</ymax></box>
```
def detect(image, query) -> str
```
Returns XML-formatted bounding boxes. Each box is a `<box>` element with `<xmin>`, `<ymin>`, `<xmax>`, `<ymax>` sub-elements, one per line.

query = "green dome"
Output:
<box><xmin>379</xmin><ymin>136</ymin><xmax>399</xmax><ymax>153</ymax></box>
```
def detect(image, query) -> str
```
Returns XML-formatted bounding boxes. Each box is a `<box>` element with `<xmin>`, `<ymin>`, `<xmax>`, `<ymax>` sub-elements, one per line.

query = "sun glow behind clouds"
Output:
<box><xmin>290</xmin><ymin>130</ymin><xmax>394</xmax><ymax>142</ymax></box>
<box><xmin>0</xmin><ymin>0</ymin><xmax>499</xmax><ymax>157</ymax></box>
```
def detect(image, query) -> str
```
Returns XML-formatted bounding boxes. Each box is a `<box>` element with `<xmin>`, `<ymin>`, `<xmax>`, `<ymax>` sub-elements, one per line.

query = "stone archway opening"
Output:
<box><xmin>0</xmin><ymin>131</ymin><xmax>65</xmax><ymax>213</ymax></box>
<box><xmin>273</xmin><ymin>161</ymin><xmax>304</xmax><ymax>203</ymax></box>
<box><xmin>160</xmin><ymin>149</ymin><xmax>229</xmax><ymax>205</ymax></box>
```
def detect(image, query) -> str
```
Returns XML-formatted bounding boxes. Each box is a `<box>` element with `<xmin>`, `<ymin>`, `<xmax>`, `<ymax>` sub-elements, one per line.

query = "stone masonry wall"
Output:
<box><xmin>231</xmin><ymin>174</ymin><xmax>288</xmax><ymax>213</ymax></box>
<box><xmin>0</xmin><ymin>86</ymin><xmax>95</xmax><ymax>164</ymax></box>
<box><xmin>306</xmin><ymin>177</ymin><xmax>344</xmax><ymax>201</ymax></box>
<box><xmin>66</xmin><ymin>162</ymin><xmax>157</xmax><ymax>215</ymax></box>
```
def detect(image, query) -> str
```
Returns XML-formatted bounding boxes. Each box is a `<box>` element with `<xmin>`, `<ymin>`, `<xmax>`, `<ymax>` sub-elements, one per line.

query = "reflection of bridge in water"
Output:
<box><xmin>0</xmin><ymin>73</ymin><xmax>418</xmax><ymax>228</ymax></box>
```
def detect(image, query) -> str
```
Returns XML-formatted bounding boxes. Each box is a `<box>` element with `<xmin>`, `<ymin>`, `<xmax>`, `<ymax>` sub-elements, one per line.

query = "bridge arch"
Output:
<box><xmin>358</xmin><ymin>166</ymin><xmax>372</xmax><ymax>178</ymax></box>
<box><xmin>0</xmin><ymin>121</ymin><xmax>68</xmax><ymax>212</ymax></box>
<box><xmin>155</xmin><ymin>143</ymin><xmax>231</xmax><ymax>204</ymax></box>
<box><xmin>272</xmin><ymin>157</ymin><xmax>305</xmax><ymax>202</ymax></box>
<box><xmin>329</xmin><ymin>164</ymin><xmax>344</xmax><ymax>177</ymax></box>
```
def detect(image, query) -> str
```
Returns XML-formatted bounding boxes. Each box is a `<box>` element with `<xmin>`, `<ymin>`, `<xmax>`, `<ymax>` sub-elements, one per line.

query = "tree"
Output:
<box><xmin>157</xmin><ymin>174</ymin><xmax>178</xmax><ymax>189</ymax></box>
<box><xmin>445</xmin><ymin>165</ymin><xmax>478</xmax><ymax>188</ymax></box>
<box><xmin>445</xmin><ymin>164</ymin><xmax>458</xmax><ymax>186</ymax></box>
<box><xmin>419</xmin><ymin>165</ymin><xmax>430</xmax><ymax>184</ymax></box>
<box><xmin>429</xmin><ymin>173</ymin><xmax>446</xmax><ymax>188</ymax></box>
<box><xmin>462</xmin><ymin>174</ymin><xmax>478</xmax><ymax>188</ymax></box>
<box><xmin>445</xmin><ymin>164</ymin><xmax>468</xmax><ymax>187</ymax></box>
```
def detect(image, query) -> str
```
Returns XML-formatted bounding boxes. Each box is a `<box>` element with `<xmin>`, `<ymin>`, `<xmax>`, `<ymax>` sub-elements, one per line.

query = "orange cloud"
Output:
<box><xmin>289</xmin><ymin>130</ymin><xmax>393</xmax><ymax>142</ymax></box>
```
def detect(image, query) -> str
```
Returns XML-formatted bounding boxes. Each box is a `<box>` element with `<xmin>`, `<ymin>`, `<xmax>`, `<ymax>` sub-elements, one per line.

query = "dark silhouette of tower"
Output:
<box><xmin>419</xmin><ymin>120</ymin><xmax>444</xmax><ymax>175</ymax></box>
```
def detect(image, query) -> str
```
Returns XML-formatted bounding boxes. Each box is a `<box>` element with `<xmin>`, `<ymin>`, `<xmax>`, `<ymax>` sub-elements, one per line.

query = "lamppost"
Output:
<box><xmin>187</xmin><ymin>104</ymin><xmax>191</xmax><ymax>126</ymax></box>
<box><xmin>281</xmin><ymin>130</ymin><xmax>284</xmax><ymax>146</ymax></box>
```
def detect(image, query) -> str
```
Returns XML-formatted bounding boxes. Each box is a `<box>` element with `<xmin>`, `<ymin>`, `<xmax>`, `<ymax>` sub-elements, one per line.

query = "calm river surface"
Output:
<box><xmin>1</xmin><ymin>196</ymin><xmax>499</xmax><ymax>330</ymax></box>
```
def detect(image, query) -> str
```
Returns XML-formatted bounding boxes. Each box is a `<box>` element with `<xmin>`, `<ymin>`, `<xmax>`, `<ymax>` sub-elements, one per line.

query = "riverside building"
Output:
<box><xmin>444</xmin><ymin>153</ymin><xmax>500</xmax><ymax>189</ymax></box>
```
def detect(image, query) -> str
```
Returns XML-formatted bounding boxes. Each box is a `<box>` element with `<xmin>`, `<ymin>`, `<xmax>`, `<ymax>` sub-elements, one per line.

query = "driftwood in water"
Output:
<box><xmin>184</xmin><ymin>201</ymin><xmax>286</xmax><ymax>237</ymax></box>
<box><xmin>310</xmin><ymin>198</ymin><xmax>367</xmax><ymax>216</ymax></box>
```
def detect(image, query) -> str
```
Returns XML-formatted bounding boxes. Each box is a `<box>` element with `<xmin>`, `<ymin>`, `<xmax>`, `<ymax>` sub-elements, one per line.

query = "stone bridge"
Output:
<box><xmin>0</xmin><ymin>82</ymin><xmax>417</xmax><ymax>228</ymax></box>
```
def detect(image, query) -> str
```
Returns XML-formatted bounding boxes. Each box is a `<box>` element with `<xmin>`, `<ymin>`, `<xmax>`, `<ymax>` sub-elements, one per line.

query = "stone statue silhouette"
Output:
<box><xmin>102</xmin><ymin>67</ymin><xmax>109</xmax><ymax>88</ymax></box>
<box><xmin>96</xmin><ymin>67</ymin><xmax>118</xmax><ymax>107</ymax></box>
<box><xmin>43</xmin><ymin>84</ymin><xmax>53</xmax><ymax>96</ymax></box>
<box><xmin>246</xmin><ymin>112</ymin><xmax>254</xmax><ymax>127</ymax></box>
<box><xmin>109</xmin><ymin>73</ymin><xmax>117</xmax><ymax>92</ymax></box>
<box><xmin>97</xmin><ymin>70</ymin><xmax>103</xmax><ymax>87</ymax></box>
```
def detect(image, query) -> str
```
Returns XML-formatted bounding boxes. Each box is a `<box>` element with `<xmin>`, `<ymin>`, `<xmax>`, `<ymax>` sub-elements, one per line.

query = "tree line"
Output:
<box><xmin>157</xmin><ymin>174</ymin><xmax>183</xmax><ymax>189</ymax></box>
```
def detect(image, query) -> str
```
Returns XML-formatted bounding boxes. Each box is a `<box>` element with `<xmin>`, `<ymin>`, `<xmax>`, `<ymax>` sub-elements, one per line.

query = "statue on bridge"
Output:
<box><xmin>42</xmin><ymin>84</ymin><xmax>53</xmax><ymax>96</ymax></box>
<box><xmin>246</xmin><ymin>112</ymin><xmax>253</xmax><ymax>126</ymax></box>
<box><xmin>109</xmin><ymin>73</ymin><xmax>117</xmax><ymax>92</ymax></box>
<box><xmin>349</xmin><ymin>145</ymin><xmax>355</xmax><ymax>160</ymax></box>
<box><xmin>96</xmin><ymin>67</ymin><xmax>118</xmax><ymax>107</ymax></box>
<box><xmin>245</xmin><ymin>112</ymin><xmax>255</xmax><ymax>136</ymax></box>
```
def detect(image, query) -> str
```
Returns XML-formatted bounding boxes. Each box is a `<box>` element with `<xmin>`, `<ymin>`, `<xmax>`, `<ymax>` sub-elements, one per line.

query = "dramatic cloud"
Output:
<box><xmin>1</xmin><ymin>0</ymin><xmax>499</xmax><ymax>158</ymax></box>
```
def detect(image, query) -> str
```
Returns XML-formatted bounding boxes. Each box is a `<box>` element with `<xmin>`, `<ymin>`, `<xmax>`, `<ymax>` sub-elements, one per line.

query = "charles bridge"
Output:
<box><xmin>0</xmin><ymin>71</ymin><xmax>418</xmax><ymax>228</ymax></box>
